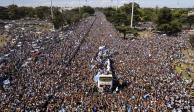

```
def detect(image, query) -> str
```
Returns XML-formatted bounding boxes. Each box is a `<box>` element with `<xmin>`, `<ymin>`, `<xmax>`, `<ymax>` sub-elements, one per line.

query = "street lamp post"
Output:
<box><xmin>130</xmin><ymin>0</ymin><xmax>134</xmax><ymax>28</ymax></box>
<box><xmin>79</xmin><ymin>0</ymin><xmax>81</xmax><ymax>17</ymax></box>
<box><xmin>50</xmin><ymin>0</ymin><xmax>54</xmax><ymax>20</ymax></box>
<box><xmin>85</xmin><ymin>0</ymin><xmax>88</xmax><ymax>6</ymax></box>
<box><xmin>116</xmin><ymin>0</ymin><xmax>118</xmax><ymax>10</ymax></box>
<box><xmin>50</xmin><ymin>0</ymin><xmax>55</xmax><ymax>30</ymax></box>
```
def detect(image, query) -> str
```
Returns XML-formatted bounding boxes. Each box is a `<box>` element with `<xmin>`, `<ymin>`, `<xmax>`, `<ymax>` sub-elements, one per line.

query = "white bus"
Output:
<box><xmin>98</xmin><ymin>74</ymin><xmax>113</xmax><ymax>92</ymax></box>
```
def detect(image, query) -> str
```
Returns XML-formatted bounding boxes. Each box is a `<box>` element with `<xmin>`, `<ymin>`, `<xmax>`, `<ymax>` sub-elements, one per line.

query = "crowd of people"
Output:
<box><xmin>0</xmin><ymin>12</ymin><xmax>193</xmax><ymax>111</ymax></box>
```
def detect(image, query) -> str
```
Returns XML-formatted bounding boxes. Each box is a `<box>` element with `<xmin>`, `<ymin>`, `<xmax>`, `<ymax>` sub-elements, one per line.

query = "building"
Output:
<box><xmin>59</xmin><ymin>7</ymin><xmax>73</xmax><ymax>12</ymax></box>
<box><xmin>188</xmin><ymin>11</ymin><xmax>194</xmax><ymax>16</ymax></box>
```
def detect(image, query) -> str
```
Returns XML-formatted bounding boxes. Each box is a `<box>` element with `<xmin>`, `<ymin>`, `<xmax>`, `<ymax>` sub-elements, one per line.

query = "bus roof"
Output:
<box><xmin>99</xmin><ymin>74</ymin><xmax>112</xmax><ymax>77</ymax></box>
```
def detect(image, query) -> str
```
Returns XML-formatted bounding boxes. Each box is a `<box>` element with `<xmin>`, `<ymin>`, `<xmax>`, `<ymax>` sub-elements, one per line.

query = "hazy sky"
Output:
<box><xmin>1</xmin><ymin>0</ymin><xmax>194</xmax><ymax>8</ymax></box>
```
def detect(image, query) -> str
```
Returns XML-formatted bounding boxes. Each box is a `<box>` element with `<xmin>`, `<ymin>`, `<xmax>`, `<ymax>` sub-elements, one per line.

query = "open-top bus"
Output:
<box><xmin>98</xmin><ymin>73</ymin><xmax>113</xmax><ymax>92</ymax></box>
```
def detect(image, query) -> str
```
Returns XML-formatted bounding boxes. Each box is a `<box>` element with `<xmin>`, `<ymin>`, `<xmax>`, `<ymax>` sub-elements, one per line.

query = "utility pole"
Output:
<box><xmin>177</xmin><ymin>1</ymin><xmax>180</xmax><ymax>8</ymax></box>
<box><xmin>130</xmin><ymin>0</ymin><xmax>134</xmax><ymax>28</ymax></box>
<box><xmin>79</xmin><ymin>0</ymin><xmax>81</xmax><ymax>17</ymax></box>
<box><xmin>50</xmin><ymin>0</ymin><xmax>54</xmax><ymax>20</ymax></box>
<box><xmin>50</xmin><ymin>0</ymin><xmax>55</xmax><ymax>30</ymax></box>
<box><xmin>116</xmin><ymin>0</ymin><xmax>118</xmax><ymax>10</ymax></box>
<box><xmin>85</xmin><ymin>0</ymin><xmax>88</xmax><ymax>6</ymax></box>
<box><xmin>13</xmin><ymin>0</ymin><xmax>15</xmax><ymax>5</ymax></box>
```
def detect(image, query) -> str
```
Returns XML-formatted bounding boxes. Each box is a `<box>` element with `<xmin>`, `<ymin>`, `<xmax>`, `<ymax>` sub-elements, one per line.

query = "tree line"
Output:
<box><xmin>102</xmin><ymin>3</ymin><xmax>194</xmax><ymax>37</ymax></box>
<box><xmin>0</xmin><ymin>5</ymin><xmax>95</xmax><ymax>29</ymax></box>
<box><xmin>0</xmin><ymin>4</ymin><xmax>193</xmax><ymax>34</ymax></box>
<box><xmin>0</xmin><ymin>5</ymin><xmax>50</xmax><ymax>20</ymax></box>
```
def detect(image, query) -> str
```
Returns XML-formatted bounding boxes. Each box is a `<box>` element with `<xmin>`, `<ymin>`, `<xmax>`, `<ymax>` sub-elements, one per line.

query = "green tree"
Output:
<box><xmin>7</xmin><ymin>5</ymin><xmax>19</xmax><ymax>19</ymax></box>
<box><xmin>172</xmin><ymin>9</ymin><xmax>186</xmax><ymax>19</ymax></box>
<box><xmin>157</xmin><ymin>24</ymin><xmax>172</xmax><ymax>34</ymax></box>
<box><xmin>116</xmin><ymin>25</ymin><xmax>129</xmax><ymax>39</ymax></box>
<box><xmin>53</xmin><ymin>9</ymin><xmax>64</xmax><ymax>29</ymax></box>
<box><xmin>156</xmin><ymin>7</ymin><xmax>183</xmax><ymax>35</ymax></box>
<box><xmin>171</xmin><ymin>9</ymin><xmax>188</xmax><ymax>26</ymax></box>
<box><xmin>20</xmin><ymin>7</ymin><xmax>35</xmax><ymax>18</ymax></box>
<box><xmin>103</xmin><ymin>3</ymin><xmax>140</xmax><ymax>38</ymax></box>
<box><xmin>170</xmin><ymin>19</ymin><xmax>182</xmax><ymax>34</ymax></box>
<box><xmin>116</xmin><ymin>25</ymin><xmax>137</xmax><ymax>39</ymax></box>
<box><xmin>80</xmin><ymin>6</ymin><xmax>95</xmax><ymax>15</ymax></box>
<box><xmin>0</xmin><ymin>6</ymin><xmax>37</xmax><ymax>20</ymax></box>
<box><xmin>189</xmin><ymin>35</ymin><xmax>194</xmax><ymax>47</ymax></box>
<box><xmin>119</xmin><ymin>3</ymin><xmax>141</xmax><ymax>25</ymax></box>
<box><xmin>103</xmin><ymin>7</ymin><xmax>116</xmax><ymax>17</ymax></box>
<box><xmin>187</xmin><ymin>15</ymin><xmax>194</xmax><ymax>29</ymax></box>
<box><xmin>63</xmin><ymin>6</ymin><xmax>94</xmax><ymax>25</ymax></box>
<box><xmin>82</xmin><ymin>13</ymin><xmax>90</xmax><ymax>18</ymax></box>
<box><xmin>157</xmin><ymin>7</ymin><xmax>172</xmax><ymax>25</ymax></box>
<box><xmin>139</xmin><ymin>8</ymin><xmax>156</xmax><ymax>22</ymax></box>
<box><xmin>120</xmin><ymin>3</ymin><xmax>140</xmax><ymax>15</ymax></box>
<box><xmin>18</xmin><ymin>7</ymin><xmax>27</xmax><ymax>18</ymax></box>
<box><xmin>112</xmin><ymin>12</ymin><xmax>128</xmax><ymax>26</ymax></box>
<box><xmin>35</xmin><ymin>6</ymin><xmax>50</xmax><ymax>19</ymax></box>
<box><xmin>63</xmin><ymin>9</ymin><xmax>79</xmax><ymax>24</ymax></box>
<box><xmin>0</xmin><ymin>6</ymin><xmax>9</xmax><ymax>19</ymax></box>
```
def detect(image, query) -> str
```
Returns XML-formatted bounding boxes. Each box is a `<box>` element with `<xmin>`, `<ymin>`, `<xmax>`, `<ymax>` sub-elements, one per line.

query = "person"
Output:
<box><xmin>92</xmin><ymin>105</ymin><xmax>97</xmax><ymax>112</ymax></box>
